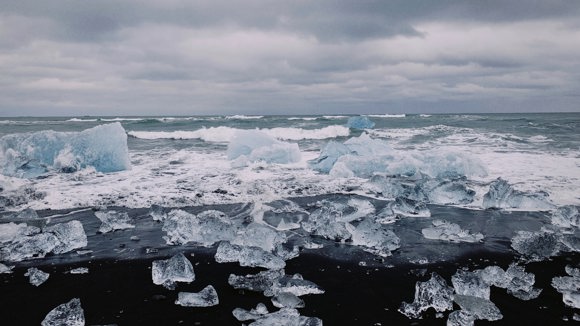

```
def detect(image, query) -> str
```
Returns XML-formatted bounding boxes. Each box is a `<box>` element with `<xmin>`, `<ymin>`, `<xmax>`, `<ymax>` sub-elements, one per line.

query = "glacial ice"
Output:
<box><xmin>215</xmin><ymin>241</ymin><xmax>286</xmax><ymax>270</ymax></box>
<box><xmin>0</xmin><ymin>262</ymin><xmax>14</xmax><ymax>274</ymax></box>
<box><xmin>399</xmin><ymin>273</ymin><xmax>455</xmax><ymax>319</ymax></box>
<box><xmin>272</xmin><ymin>292</ymin><xmax>305</xmax><ymax>308</ymax></box>
<box><xmin>482</xmin><ymin>178</ymin><xmax>554</xmax><ymax>210</ymax></box>
<box><xmin>346</xmin><ymin>116</ymin><xmax>375</xmax><ymax>129</ymax></box>
<box><xmin>0</xmin><ymin>122</ymin><xmax>130</xmax><ymax>177</ymax></box>
<box><xmin>44</xmin><ymin>220</ymin><xmax>88</xmax><ymax>254</ymax></box>
<box><xmin>511</xmin><ymin>230</ymin><xmax>560</xmax><ymax>261</ymax></box>
<box><xmin>94</xmin><ymin>210</ymin><xmax>135</xmax><ymax>233</ymax></box>
<box><xmin>175</xmin><ymin>285</ymin><xmax>219</xmax><ymax>307</ymax></box>
<box><xmin>504</xmin><ymin>264</ymin><xmax>542</xmax><ymax>300</ymax></box>
<box><xmin>41</xmin><ymin>298</ymin><xmax>85</xmax><ymax>326</ymax></box>
<box><xmin>162</xmin><ymin>209</ymin><xmax>236</xmax><ymax>247</ymax></box>
<box><xmin>226</xmin><ymin>130</ymin><xmax>301</xmax><ymax>165</ymax></box>
<box><xmin>552</xmin><ymin>265</ymin><xmax>580</xmax><ymax>309</ymax></box>
<box><xmin>228</xmin><ymin>269</ymin><xmax>285</xmax><ymax>294</ymax></box>
<box><xmin>232</xmin><ymin>303</ymin><xmax>269</xmax><ymax>321</ymax></box>
<box><xmin>0</xmin><ymin>182</ymin><xmax>45</xmax><ymax>209</ymax></box>
<box><xmin>308</xmin><ymin>141</ymin><xmax>352</xmax><ymax>173</ymax></box>
<box><xmin>0</xmin><ymin>222</ymin><xmax>40</xmax><ymax>243</ymax></box>
<box><xmin>447</xmin><ymin>310</ymin><xmax>475</xmax><ymax>326</ymax></box>
<box><xmin>551</xmin><ymin>205</ymin><xmax>580</xmax><ymax>229</ymax></box>
<box><xmin>232</xmin><ymin>222</ymin><xmax>286</xmax><ymax>252</ymax></box>
<box><xmin>388</xmin><ymin>197</ymin><xmax>430</xmax><ymax>217</ymax></box>
<box><xmin>238</xmin><ymin>307</ymin><xmax>323</xmax><ymax>326</ymax></box>
<box><xmin>152</xmin><ymin>253</ymin><xmax>195</xmax><ymax>289</ymax></box>
<box><xmin>479</xmin><ymin>266</ymin><xmax>510</xmax><ymax>288</ymax></box>
<box><xmin>453</xmin><ymin>294</ymin><xmax>503</xmax><ymax>321</ymax></box>
<box><xmin>149</xmin><ymin>204</ymin><xmax>167</xmax><ymax>222</ymax></box>
<box><xmin>349</xmin><ymin>218</ymin><xmax>400</xmax><ymax>257</ymax></box>
<box><xmin>269</xmin><ymin>274</ymin><xmax>325</xmax><ymax>297</ymax></box>
<box><xmin>422</xmin><ymin>220</ymin><xmax>484</xmax><ymax>243</ymax></box>
<box><xmin>451</xmin><ymin>270</ymin><xmax>490</xmax><ymax>299</ymax></box>
<box><xmin>25</xmin><ymin>267</ymin><xmax>50</xmax><ymax>286</ymax></box>
<box><xmin>68</xmin><ymin>267</ymin><xmax>89</xmax><ymax>274</ymax></box>
<box><xmin>14</xmin><ymin>207</ymin><xmax>40</xmax><ymax>219</ymax></box>
<box><xmin>262</xmin><ymin>200</ymin><xmax>308</xmax><ymax>231</ymax></box>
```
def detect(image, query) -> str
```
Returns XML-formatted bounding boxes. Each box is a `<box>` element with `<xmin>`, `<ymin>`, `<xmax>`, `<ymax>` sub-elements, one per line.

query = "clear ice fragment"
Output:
<box><xmin>44</xmin><ymin>220</ymin><xmax>88</xmax><ymax>254</ymax></box>
<box><xmin>162</xmin><ymin>209</ymin><xmax>235</xmax><ymax>247</ymax></box>
<box><xmin>232</xmin><ymin>303</ymin><xmax>269</xmax><ymax>321</ymax></box>
<box><xmin>215</xmin><ymin>241</ymin><xmax>286</xmax><ymax>270</ymax></box>
<box><xmin>451</xmin><ymin>270</ymin><xmax>490</xmax><ymax>299</ymax></box>
<box><xmin>269</xmin><ymin>274</ymin><xmax>325</xmax><ymax>297</ymax></box>
<box><xmin>482</xmin><ymin>178</ymin><xmax>553</xmax><ymax>210</ymax></box>
<box><xmin>422</xmin><ymin>220</ymin><xmax>483</xmax><ymax>243</ymax></box>
<box><xmin>25</xmin><ymin>267</ymin><xmax>49</xmax><ymax>286</ymax></box>
<box><xmin>272</xmin><ymin>292</ymin><xmax>305</xmax><ymax>308</ymax></box>
<box><xmin>94</xmin><ymin>211</ymin><xmax>135</xmax><ymax>233</ymax></box>
<box><xmin>511</xmin><ymin>231</ymin><xmax>560</xmax><ymax>261</ymax></box>
<box><xmin>552</xmin><ymin>265</ymin><xmax>580</xmax><ymax>309</ymax></box>
<box><xmin>453</xmin><ymin>294</ymin><xmax>503</xmax><ymax>321</ymax></box>
<box><xmin>349</xmin><ymin>218</ymin><xmax>400</xmax><ymax>257</ymax></box>
<box><xmin>228</xmin><ymin>269</ymin><xmax>285</xmax><ymax>293</ymax></box>
<box><xmin>505</xmin><ymin>263</ymin><xmax>542</xmax><ymax>300</ymax></box>
<box><xmin>551</xmin><ymin>206</ymin><xmax>580</xmax><ymax>229</ymax></box>
<box><xmin>149</xmin><ymin>204</ymin><xmax>167</xmax><ymax>222</ymax></box>
<box><xmin>41</xmin><ymin>298</ymin><xmax>85</xmax><ymax>326</ymax></box>
<box><xmin>346</xmin><ymin>116</ymin><xmax>375</xmax><ymax>129</ymax></box>
<box><xmin>175</xmin><ymin>285</ymin><xmax>219</xmax><ymax>307</ymax></box>
<box><xmin>152</xmin><ymin>253</ymin><xmax>195</xmax><ymax>290</ymax></box>
<box><xmin>447</xmin><ymin>310</ymin><xmax>475</xmax><ymax>326</ymax></box>
<box><xmin>399</xmin><ymin>273</ymin><xmax>454</xmax><ymax>319</ymax></box>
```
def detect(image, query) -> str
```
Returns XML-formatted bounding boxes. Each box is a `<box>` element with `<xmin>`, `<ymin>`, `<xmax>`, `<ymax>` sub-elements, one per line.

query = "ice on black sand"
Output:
<box><xmin>41</xmin><ymin>298</ymin><xmax>85</xmax><ymax>326</ymax></box>
<box><xmin>399</xmin><ymin>273</ymin><xmax>454</xmax><ymax>319</ymax></box>
<box><xmin>215</xmin><ymin>241</ymin><xmax>286</xmax><ymax>270</ymax></box>
<box><xmin>94</xmin><ymin>210</ymin><xmax>135</xmax><ymax>233</ymax></box>
<box><xmin>552</xmin><ymin>265</ymin><xmax>580</xmax><ymax>309</ymax></box>
<box><xmin>422</xmin><ymin>219</ymin><xmax>484</xmax><ymax>243</ymax></box>
<box><xmin>152</xmin><ymin>253</ymin><xmax>195</xmax><ymax>290</ymax></box>
<box><xmin>25</xmin><ymin>267</ymin><xmax>49</xmax><ymax>286</ymax></box>
<box><xmin>175</xmin><ymin>285</ymin><xmax>219</xmax><ymax>307</ymax></box>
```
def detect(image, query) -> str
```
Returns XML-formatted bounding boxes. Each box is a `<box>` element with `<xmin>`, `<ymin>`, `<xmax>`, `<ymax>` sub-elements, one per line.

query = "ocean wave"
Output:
<box><xmin>225</xmin><ymin>115</ymin><xmax>264</xmax><ymax>120</ymax></box>
<box><xmin>128</xmin><ymin>125</ymin><xmax>350</xmax><ymax>142</ymax></box>
<box><xmin>287</xmin><ymin>117</ymin><xmax>318</xmax><ymax>121</ymax></box>
<box><xmin>366</xmin><ymin>114</ymin><xmax>406</xmax><ymax>118</ymax></box>
<box><xmin>67</xmin><ymin>118</ymin><xmax>99</xmax><ymax>122</ymax></box>
<box><xmin>322</xmin><ymin>115</ymin><xmax>348</xmax><ymax>119</ymax></box>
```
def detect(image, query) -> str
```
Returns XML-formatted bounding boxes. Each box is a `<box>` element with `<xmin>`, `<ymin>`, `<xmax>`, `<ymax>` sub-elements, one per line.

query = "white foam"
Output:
<box><xmin>366</xmin><ymin>114</ymin><xmax>406</xmax><ymax>118</ymax></box>
<box><xmin>225</xmin><ymin>115</ymin><xmax>264</xmax><ymax>120</ymax></box>
<box><xmin>128</xmin><ymin>125</ymin><xmax>350</xmax><ymax>142</ymax></box>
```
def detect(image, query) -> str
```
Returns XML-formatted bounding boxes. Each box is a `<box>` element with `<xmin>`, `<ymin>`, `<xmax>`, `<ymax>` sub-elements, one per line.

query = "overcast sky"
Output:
<box><xmin>1</xmin><ymin>0</ymin><xmax>579</xmax><ymax>116</ymax></box>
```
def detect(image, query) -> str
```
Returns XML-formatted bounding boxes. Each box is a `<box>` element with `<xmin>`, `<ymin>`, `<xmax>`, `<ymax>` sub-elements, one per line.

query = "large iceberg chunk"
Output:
<box><xmin>175</xmin><ymin>285</ymin><xmax>219</xmax><ymax>307</ymax></box>
<box><xmin>227</xmin><ymin>130</ymin><xmax>301</xmax><ymax>165</ymax></box>
<box><xmin>152</xmin><ymin>253</ymin><xmax>195</xmax><ymax>289</ymax></box>
<box><xmin>346</xmin><ymin>116</ymin><xmax>375</xmax><ymax>129</ymax></box>
<box><xmin>482</xmin><ymin>178</ymin><xmax>554</xmax><ymax>210</ymax></box>
<box><xmin>162</xmin><ymin>209</ymin><xmax>236</xmax><ymax>246</ymax></box>
<box><xmin>309</xmin><ymin>141</ymin><xmax>352</xmax><ymax>173</ymax></box>
<box><xmin>399</xmin><ymin>273</ymin><xmax>454</xmax><ymax>319</ymax></box>
<box><xmin>44</xmin><ymin>220</ymin><xmax>88</xmax><ymax>254</ymax></box>
<box><xmin>41</xmin><ymin>298</ymin><xmax>85</xmax><ymax>326</ymax></box>
<box><xmin>0</xmin><ymin>122</ymin><xmax>130</xmax><ymax>177</ymax></box>
<box><xmin>422</xmin><ymin>220</ymin><xmax>484</xmax><ymax>243</ymax></box>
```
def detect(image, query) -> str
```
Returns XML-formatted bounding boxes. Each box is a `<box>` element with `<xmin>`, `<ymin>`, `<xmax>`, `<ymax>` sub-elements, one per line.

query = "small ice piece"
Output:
<box><xmin>215</xmin><ymin>241</ymin><xmax>286</xmax><ymax>270</ymax></box>
<box><xmin>482</xmin><ymin>178</ymin><xmax>553</xmax><ymax>210</ymax></box>
<box><xmin>232</xmin><ymin>222</ymin><xmax>286</xmax><ymax>252</ymax></box>
<box><xmin>348</xmin><ymin>218</ymin><xmax>400</xmax><ymax>257</ymax></box>
<box><xmin>0</xmin><ymin>263</ymin><xmax>14</xmax><ymax>274</ymax></box>
<box><xmin>269</xmin><ymin>274</ymin><xmax>325</xmax><ymax>297</ymax></box>
<box><xmin>175</xmin><ymin>285</ymin><xmax>219</xmax><ymax>307</ymax></box>
<box><xmin>453</xmin><ymin>295</ymin><xmax>503</xmax><ymax>321</ymax></box>
<box><xmin>479</xmin><ymin>266</ymin><xmax>510</xmax><ymax>288</ymax></box>
<box><xmin>25</xmin><ymin>267</ymin><xmax>49</xmax><ymax>286</ymax></box>
<box><xmin>301</xmin><ymin>200</ymin><xmax>353</xmax><ymax>242</ymax></box>
<box><xmin>399</xmin><ymin>273</ymin><xmax>455</xmax><ymax>319</ymax></box>
<box><xmin>152</xmin><ymin>253</ymin><xmax>195</xmax><ymax>290</ymax></box>
<box><xmin>447</xmin><ymin>310</ymin><xmax>475</xmax><ymax>326</ymax></box>
<box><xmin>14</xmin><ymin>208</ymin><xmax>40</xmax><ymax>219</ymax></box>
<box><xmin>41</xmin><ymin>298</ymin><xmax>85</xmax><ymax>326</ymax></box>
<box><xmin>309</xmin><ymin>141</ymin><xmax>352</xmax><ymax>173</ymax></box>
<box><xmin>272</xmin><ymin>292</ymin><xmax>305</xmax><ymax>308</ymax></box>
<box><xmin>245</xmin><ymin>308</ymin><xmax>323</xmax><ymax>326</ymax></box>
<box><xmin>232</xmin><ymin>303</ymin><xmax>269</xmax><ymax>321</ymax></box>
<box><xmin>347</xmin><ymin>116</ymin><xmax>375</xmax><ymax>129</ymax></box>
<box><xmin>228</xmin><ymin>269</ymin><xmax>285</xmax><ymax>293</ymax></box>
<box><xmin>162</xmin><ymin>209</ymin><xmax>235</xmax><ymax>247</ymax></box>
<box><xmin>505</xmin><ymin>263</ymin><xmax>542</xmax><ymax>300</ymax></box>
<box><xmin>511</xmin><ymin>231</ymin><xmax>560</xmax><ymax>261</ymax></box>
<box><xmin>149</xmin><ymin>204</ymin><xmax>167</xmax><ymax>222</ymax></box>
<box><xmin>551</xmin><ymin>205</ymin><xmax>580</xmax><ymax>229</ymax></box>
<box><xmin>44</xmin><ymin>220</ymin><xmax>88</xmax><ymax>254</ymax></box>
<box><xmin>422</xmin><ymin>220</ymin><xmax>484</xmax><ymax>243</ymax></box>
<box><xmin>422</xmin><ymin>179</ymin><xmax>476</xmax><ymax>205</ymax></box>
<box><xmin>227</xmin><ymin>130</ymin><xmax>301</xmax><ymax>165</ymax></box>
<box><xmin>551</xmin><ymin>265</ymin><xmax>580</xmax><ymax>309</ymax></box>
<box><xmin>69</xmin><ymin>267</ymin><xmax>89</xmax><ymax>274</ymax></box>
<box><xmin>262</xmin><ymin>200</ymin><xmax>308</xmax><ymax>231</ymax></box>
<box><xmin>388</xmin><ymin>197</ymin><xmax>430</xmax><ymax>217</ymax></box>
<box><xmin>452</xmin><ymin>270</ymin><xmax>490</xmax><ymax>300</ymax></box>
<box><xmin>95</xmin><ymin>210</ymin><xmax>135</xmax><ymax>233</ymax></box>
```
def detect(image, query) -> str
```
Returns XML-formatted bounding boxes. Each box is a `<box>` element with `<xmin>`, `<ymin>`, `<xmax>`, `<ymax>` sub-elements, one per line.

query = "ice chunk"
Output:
<box><xmin>551</xmin><ymin>205</ymin><xmax>580</xmax><ymax>229</ymax></box>
<box><xmin>479</xmin><ymin>266</ymin><xmax>510</xmax><ymax>288</ymax></box>
<box><xmin>44</xmin><ymin>220</ymin><xmax>88</xmax><ymax>254</ymax></box>
<box><xmin>301</xmin><ymin>200</ymin><xmax>356</xmax><ymax>242</ymax></box>
<box><xmin>0</xmin><ymin>222</ymin><xmax>40</xmax><ymax>243</ymax></box>
<box><xmin>162</xmin><ymin>209</ymin><xmax>235</xmax><ymax>247</ymax></box>
<box><xmin>0</xmin><ymin>232</ymin><xmax>60</xmax><ymax>261</ymax></box>
<box><xmin>272</xmin><ymin>292</ymin><xmax>305</xmax><ymax>309</ymax></box>
<box><xmin>0</xmin><ymin>263</ymin><xmax>14</xmax><ymax>274</ymax></box>
<box><xmin>349</xmin><ymin>218</ymin><xmax>400</xmax><ymax>257</ymax></box>
<box><xmin>269</xmin><ymin>274</ymin><xmax>325</xmax><ymax>297</ymax></box>
<box><xmin>1</xmin><ymin>122</ymin><xmax>130</xmax><ymax>177</ymax></box>
<box><xmin>175</xmin><ymin>285</ymin><xmax>219</xmax><ymax>307</ymax></box>
<box><xmin>421</xmin><ymin>178</ymin><xmax>476</xmax><ymax>205</ymax></box>
<box><xmin>505</xmin><ymin>263</ymin><xmax>542</xmax><ymax>300</ymax></box>
<box><xmin>447</xmin><ymin>310</ymin><xmax>475</xmax><ymax>326</ymax></box>
<box><xmin>41</xmin><ymin>298</ymin><xmax>85</xmax><ymax>326</ymax></box>
<box><xmin>25</xmin><ymin>267</ymin><xmax>50</xmax><ymax>286</ymax></box>
<box><xmin>68</xmin><ymin>267</ymin><xmax>89</xmax><ymax>274</ymax></box>
<box><xmin>452</xmin><ymin>270</ymin><xmax>490</xmax><ymax>299</ymax></box>
<box><xmin>149</xmin><ymin>204</ymin><xmax>167</xmax><ymax>222</ymax></box>
<box><xmin>215</xmin><ymin>241</ymin><xmax>286</xmax><ymax>270</ymax></box>
<box><xmin>482</xmin><ymin>178</ymin><xmax>554</xmax><ymax>210</ymax></box>
<box><xmin>152</xmin><ymin>253</ymin><xmax>195</xmax><ymax>290</ymax></box>
<box><xmin>453</xmin><ymin>295</ymin><xmax>503</xmax><ymax>321</ymax></box>
<box><xmin>309</xmin><ymin>141</ymin><xmax>352</xmax><ymax>173</ymax></box>
<box><xmin>14</xmin><ymin>208</ymin><xmax>40</xmax><ymax>219</ymax></box>
<box><xmin>262</xmin><ymin>200</ymin><xmax>308</xmax><ymax>230</ymax></box>
<box><xmin>227</xmin><ymin>130</ymin><xmax>301</xmax><ymax>165</ymax></box>
<box><xmin>346</xmin><ymin>116</ymin><xmax>375</xmax><ymax>129</ymax></box>
<box><xmin>552</xmin><ymin>265</ymin><xmax>580</xmax><ymax>309</ymax></box>
<box><xmin>243</xmin><ymin>308</ymin><xmax>323</xmax><ymax>326</ymax></box>
<box><xmin>228</xmin><ymin>269</ymin><xmax>285</xmax><ymax>293</ymax></box>
<box><xmin>422</xmin><ymin>220</ymin><xmax>484</xmax><ymax>243</ymax></box>
<box><xmin>232</xmin><ymin>222</ymin><xmax>286</xmax><ymax>252</ymax></box>
<box><xmin>94</xmin><ymin>210</ymin><xmax>135</xmax><ymax>233</ymax></box>
<box><xmin>388</xmin><ymin>197</ymin><xmax>430</xmax><ymax>217</ymax></box>
<box><xmin>511</xmin><ymin>230</ymin><xmax>560</xmax><ymax>261</ymax></box>
<box><xmin>232</xmin><ymin>303</ymin><xmax>269</xmax><ymax>321</ymax></box>
<box><xmin>399</xmin><ymin>273</ymin><xmax>454</xmax><ymax>319</ymax></box>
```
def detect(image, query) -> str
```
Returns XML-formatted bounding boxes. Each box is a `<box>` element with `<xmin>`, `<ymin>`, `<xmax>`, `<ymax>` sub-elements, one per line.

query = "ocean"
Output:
<box><xmin>0</xmin><ymin>113</ymin><xmax>579</xmax><ymax>324</ymax></box>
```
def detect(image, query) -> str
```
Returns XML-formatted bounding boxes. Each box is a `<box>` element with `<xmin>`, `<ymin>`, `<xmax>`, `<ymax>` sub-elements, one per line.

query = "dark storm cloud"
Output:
<box><xmin>1</xmin><ymin>0</ymin><xmax>580</xmax><ymax>115</ymax></box>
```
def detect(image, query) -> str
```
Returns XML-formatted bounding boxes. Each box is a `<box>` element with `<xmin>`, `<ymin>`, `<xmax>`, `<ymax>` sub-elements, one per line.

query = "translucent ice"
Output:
<box><xmin>0</xmin><ymin>222</ymin><xmax>40</xmax><ymax>243</ymax></box>
<box><xmin>14</xmin><ymin>208</ymin><xmax>40</xmax><ymax>219</ymax></box>
<box><xmin>482</xmin><ymin>178</ymin><xmax>553</xmax><ymax>210</ymax></box>
<box><xmin>1</xmin><ymin>122</ymin><xmax>130</xmax><ymax>177</ymax></box>
<box><xmin>149</xmin><ymin>204</ymin><xmax>167</xmax><ymax>222</ymax></box>
<box><xmin>215</xmin><ymin>241</ymin><xmax>286</xmax><ymax>270</ymax></box>
<box><xmin>94</xmin><ymin>210</ymin><xmax>135</xmax><ymax>233</ymax></box>
<box><xmin>388</xmin><ymin>197</ymin><xmax>430</xmax><ymax>217</ymax></box>
<box><xmin>232</xmin><ymin>303</ymin><xmax>269</xmax><ymax>321</ymax></box>
<box><xmin>227</xmin><ymin>130</ymin><xmax>301</xmax><ymax>165</ymax></box>
<box><xmin>447</xmin><ymin>310</ymin><xmax>475</xmax><ymax>326</ymax></box>
<box><xmin>505</xmin><ymin>263</ymin><xmax>542</xmax><ymax>300</ymax></box>
<box><xmin>309</xmin><ymin>141</ymin><xmax>352</xmax><ymax>173</ymax></box>
<box><xmin>228</xmin><ymin>269</ymin><xmax>285</xmax><ymax>293</ymax></box>
<box><xmin>0</xmin><ymin>232</ymin><xmax>60</xmax><ymax>261</ymax></box>
<box><xmin>242</xmin><ymin>308</ymin><xmax>323</xmax><ymax>326</ymax></box>
<box><xmin>162</xmin><ymin>209</ymin><xmax>235</xmax><ymax>247</ymax></box>
<box><xmin>347</xmin><ymin>116</ymin><xmax>375</xmax><ymax>129</ymax></box>
<box><xmin>44</xmin><ymin>220</ymin><xmax>88</xmax><ymax>254</ymax></box>
<box><xmin>421</xmin><ymin>178</ymin><xmax>476</xmax><ymax>205</ymax></box>
<box><xmin>511</xmin><ymin>231</ymin><xmax>560</xmax><ymax>261</ymax></box>
<box><xmin>301</xmin><ymin>199</ymin><xmax>364</xmax><ymax>242</ymax></box>
<box><xmin>349</xmin><ymin>218</ymin><xmax>400</xmax><ymax>257</ymax></box>
<box><xmin>25</xmin><ymin>267</ymin><xmax>50</xmax><ymax>286</ymax></box>
<box><xmin>453</xmin><ymin>294</ymin><xmax>503</xmax><ymax>321</ymax></box>
<box><xmin>269</xmin><ymin>274</ymin><xmax>325</xmax><ymax>297</ymax></box>
<box><xmin>0</xmin><ymin>263</ymin><xmax>14</xmax><ymax>274</ymax></box>
<box><xmin>152</xmin><ymin>253</ymin><xmax>195</xmax><ymax>290</ymax></box>
<box><xmin>262</xmin><ymin>200</ymin><xmax>308</xmax><ymax>230</ymax></box>
<box><xmin>399</xmin><ymin>273</ymin><xmax>455</xmax><ymax>319</ymax></box>
<box><xmin>422</xmin><ymin>220</ymin><xmax>484</xmax><ymax>243</ymax></box>
<box><xmin>232</xmin><ymin>222</ymin><xmax>286</xmax><ymax>252</ymax></box>
<box><xmin>272</xmin><ymin>292</ymin><xmax>305</xmax><ymax>309</ymax></box>
<box><xmin>479</xmin><ymin>266</ymin><xmax>510</xmax><ymax>288</ymax></box>
<box><xmin>552</xmin><ymin>265</ymin><xmax>580</xmax><ymax>309</ymax></box>
<box><xmin>551</xmin><ymin>205</ymin><xmax>580</xmax><ymax>229</ymax></box>
<box><xmin>175</xmin><ymin>285</ymin><xmax>219</xmax><ymax>307</ymax></box>
<box><xmin>451</xmin><ymin>270</ymin><xmax>490</xmax><ymax>300</ymax></box>
<box><xmin>41</xmin><ymin>298</ymin><xmax>85</xmax><ymax>326</ymax></box>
